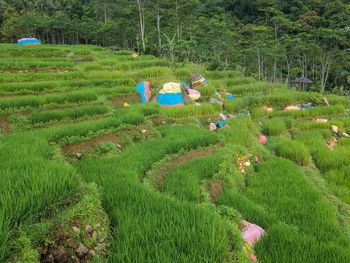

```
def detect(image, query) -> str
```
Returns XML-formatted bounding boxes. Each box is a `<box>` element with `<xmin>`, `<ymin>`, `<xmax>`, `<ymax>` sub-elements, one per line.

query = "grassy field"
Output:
<box><xmin>0</xmin><ymin>44</ymin><xmax>350</xmax><ymax>263</ymax></box>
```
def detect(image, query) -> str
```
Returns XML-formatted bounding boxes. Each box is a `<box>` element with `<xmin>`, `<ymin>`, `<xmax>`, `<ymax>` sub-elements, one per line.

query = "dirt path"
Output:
<box><xmin>147</xmin><ymin>145</ymin><xmax>223</xmax><ymax>191</ymax></box>
<box><xmin>61</xmin><ymin>125</ymin><xmax>152</xmax><ymax>155</ymax></box>
<box><xmin>0</xmin><ymin>115</ymin><xmax>9</xmax><ymax>134</ymax></box>
<box><xmin>208</xmin><ymin>180</ymin><xmax>224</xmax><ymax>204</ymax></box>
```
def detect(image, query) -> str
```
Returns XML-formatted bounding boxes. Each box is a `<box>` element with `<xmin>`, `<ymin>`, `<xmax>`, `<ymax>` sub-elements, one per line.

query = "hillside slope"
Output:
<box><xmin>0</xmin><ymin>44</ymin><xmax>350</xmax><ymax>263</ymax></box>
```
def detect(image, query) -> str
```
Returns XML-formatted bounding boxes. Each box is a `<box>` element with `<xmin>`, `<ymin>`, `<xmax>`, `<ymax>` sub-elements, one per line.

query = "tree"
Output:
<box><xmin>0</xmin><ymin>6</ymin><xmax>19</xmax><ymax>41</ymax></box>
<box><xmin>136</xmin><ymin>0</ymin><xmax>147</xmax><ymax>52</ymax></box>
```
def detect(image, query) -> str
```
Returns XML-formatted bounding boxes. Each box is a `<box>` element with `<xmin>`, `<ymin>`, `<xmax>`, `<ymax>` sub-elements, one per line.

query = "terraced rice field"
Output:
<box><xmin>1</xmin><ymin>44</ymin><xmax>350</xmax><ymax>263</ymax></box>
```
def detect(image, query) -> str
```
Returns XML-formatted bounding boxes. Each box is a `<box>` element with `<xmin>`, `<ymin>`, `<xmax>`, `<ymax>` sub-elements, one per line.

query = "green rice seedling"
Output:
<box><xmin>313</xmin><ymin>146</ymin><xmax>350</xmax><ymax>172</ymax></box>
<box><xmin>27</xmin><ymin>105</ymin><xmax>109</xmax><ymax>124</ymax></box>
<box><xmin>296</xmin><ymin>118</ymin><xmax>350</xmax><ymax>131</ymax></box>
<box><xmin>337</xmin><ymin>138</ymin><xmax>350</xmax><ymax>147</ymax></box>
<box><xmin>205</xmin><ymin>70</ymin><xmax>244</xmax><ymax>79</ymax></box>
<box><xmin>236</xmin><ymin>157</ymin><xmax>350</xmax><ymax>262</ymax></box>
<box><xmin>293</xmin><ymin>130</ymin><xmax>331</xmax><ymax>151</ymax></box>
<box><xmin>274</xmin><ymin>138</ymin><xmax>311</xmax><ymax>165</ymax></box>
<box><xmin>127</xmin><ymin>103</ymin><xmax>161</xmax><ymax>117</ymax></box>
<box><xmin>0</xmin><ymin>79</ymin><xmax>135</xmax><ymax>95</ymax></box>
<box><xmin>280</xmin><ymin>117</ymin><xmax>294</xmax><ymax>129</ymax></box>
<box><xmin>163</xmin><ymin>103</ymin><xmax>221</xmax><ymax>119</ymax></box>
<box><xmin>210</xmin><ymin>78</ymin><xmax>256</xmax><ymax>90</ymax></box>
<box><xmin>222</xmin><ymin>118</ymin><xmax>254</xmax><ymax>146</ymax></box>
<box><xmin>175</xmin><ymin>67</ymin><xmax>193</xmax><ymax>79</ymax></box>
<box><xmin>262</xmin><ymin>118</ymin><xmax>286</xmax><ymax>136</ymax></box>
<box><xmin>0</xmin><ymin>90</ymin><xmax>98</xmax><ymax>112</ymax></box>
<box><xmin>251</xmin><ymin>107</ymin><xmax>270</xmax><ymax>119</ymax></box>
<box><xmin>84</xmin><ymin>71</ymin><xmax>124</xmax><ymax>80</ymax></box>
<box><xmin>115</xmin><ymin>50</ymin><xmax>133</xmax><ymax>55</ymax></box>
<box><xmin>108</xmin><ymin>59</ymin><xmax>171</xmax><ymax>71</ymax></box>
<box><xmin>0</xmin><ymin>58</ymin><xmax>73</xmax><ymax>70</ymax></box>
<box><xmin>294</xmin><ymin>130</ymin><xmax>350</xmax><ymax>172</ymax></box>
<box><xmin>110</xmin><ymin>54</ymin><xmax>156</xmax><ymax>62</ymax></box>
<box><xmin>227</xmin><ymin>82</ymin><xmax>286</xmax><ymax>96</ymax></box>
<box><xmin>73</xmin><ymin>126</ymin><xmax>244</xmax><ymax>262</ymax></box>
<box><xmin>0</xmin><ymin>134</ymin><xmax>79</xmax><ymax>261</ymax></box>
<box><xmin>0</xmin><ymin>71</ymin><xmax>86</xmax><ymax>83</ymax></box>
<box><xmin>0</xmin><ymin>44</ymin><xmax>71</xmax><ymax>58</ymax></box>
<box><xmin>325</xmin><ymin>167</ymin><xmax>350</xmax><ymax>205</ymax></box>
<box><xmin>223</xmin><ymin>97</ymin><xmax>251</xmax><ymax>113</ymax></box>
<box><xmin>199</xmin><ymin>85</ymin><xmax>216</xmax><ymax>97</ymax></box>
<box><xmin>79</xmin><ymin>62</ymin><xmax>103</xmax><ymax>72</ymax></box>
<box><xmin>41</xmin><ymin>104</ymin><xmax>160</xmax><ymax>144</ymax></box>
<box><xmin>325</xmin><ymin>94</ymin><xmax>349</xmax><ymax>105</ymax></box>
<box><xmin>43</xmin><ymin>117</ymin><xmax>123</xmax><ymax>144</ymax></box>
<box><xmin>133</xmin><ymin>67</ymin><xmax>173</xmax><ymax>79</ymax></box>
<box><xmin>163</xmin><ymin>155</ymin><xmax>222</xmax><ymax>203</ymax></box>
<box><xmin>272</xmin><ymin>105</ymin><xmax>345</xmax><ymax>119</ymax></box>
<box><xmin>217</xmin><ymin>191</ymin><xmax>279</xmax><ymax>229</ymax></box>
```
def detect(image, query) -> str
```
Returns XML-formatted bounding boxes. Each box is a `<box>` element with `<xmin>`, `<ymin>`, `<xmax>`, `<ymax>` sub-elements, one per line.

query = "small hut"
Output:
<box><xmin>293</xmin><ymin>77</ymin><xmax>313</xmax><ymax>91</ymax></box>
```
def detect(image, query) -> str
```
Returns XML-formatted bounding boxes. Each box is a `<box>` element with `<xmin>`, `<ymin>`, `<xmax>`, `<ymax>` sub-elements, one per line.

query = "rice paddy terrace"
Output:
<box><xmin>1</xmin><ymin>44</ymin><xmax>350</xmax><ymax>263</ymax></box>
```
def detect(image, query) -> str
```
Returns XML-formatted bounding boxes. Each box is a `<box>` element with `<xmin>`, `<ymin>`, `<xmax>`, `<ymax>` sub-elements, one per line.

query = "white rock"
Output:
<box><xmin>76</xmin><ymin>244</ymin><xmax>89</xmax><ymax>256</ymax></box>
<box><xmin>72</xmin><ymin>226</ymin><xmax>80</xmax><ymax>234</ymax></box>
<box><xmin>85</xmin><ymin>225</ymin><xmax>93</xmax><ymax>233</ymax></box>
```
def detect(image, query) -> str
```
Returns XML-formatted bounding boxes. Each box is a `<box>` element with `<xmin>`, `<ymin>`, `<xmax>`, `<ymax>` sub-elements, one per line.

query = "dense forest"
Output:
<box><xmin>0</xmin><ymin>0</ymin><xmax>349</xmax><ymax>93</ymax></box>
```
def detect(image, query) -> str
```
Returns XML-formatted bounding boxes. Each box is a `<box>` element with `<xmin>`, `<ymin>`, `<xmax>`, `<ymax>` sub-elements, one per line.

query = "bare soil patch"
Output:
<box><xmin>109</xmin><ymin>94</ymin><xmax>140</xmax><ymax>108</ymax></box>
<box><xmin>149</xmin><ymin>145</ymin><xmax>223</xmax><ymax>190</ymax></box>
<box><xmin>0</xmin><ymin>115</ymin><xmax>9</xmax><ymax>134</ymax></box>
<box><xmin>61</xmin><ymin>125</ymin><xmax>152</xmax><ymax>155</ymax></box>
<box><xmin>209</xmin><ymin>180</ymin><xmax>224</xmax><ymax>204</ymax></box>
